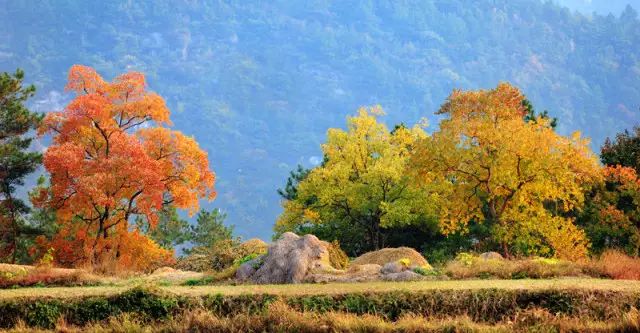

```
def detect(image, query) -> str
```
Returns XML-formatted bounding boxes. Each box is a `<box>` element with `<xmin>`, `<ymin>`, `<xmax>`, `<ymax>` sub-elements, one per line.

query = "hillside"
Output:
<box><xmin>1</xmin><ymin>0</ymin><xmax>639</xmax><ymax>239</ymax></box>
<box><xmin>557</xmin><ymin>0</ymin><xmax>635</xmax><ymax>15</ymax></box>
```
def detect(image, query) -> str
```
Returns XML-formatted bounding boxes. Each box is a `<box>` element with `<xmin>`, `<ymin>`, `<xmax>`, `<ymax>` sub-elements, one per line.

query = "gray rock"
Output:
<box><xmin>249</xmin><ymin>232</ymin><xmax>333</xmax><ymax>284</ymax></box>
<box><xmin>235</xmin><ymin>257</ymin><xmax>263</xmax><ymax>281</ymax></box>
<box><xmin>381</xmin><ymin>261</ymin><xmax>405</xmax><ymax>274</ymax></box>
<box><xmin>382</xmin><ymin>270</ymin><xmax>423</xmax><ymax>281</ymax></box>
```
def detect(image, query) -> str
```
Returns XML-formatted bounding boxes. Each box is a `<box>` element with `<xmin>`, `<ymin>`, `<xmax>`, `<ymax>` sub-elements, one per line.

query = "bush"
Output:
<box><xmin>587</xmin><ymin>250</ymin><xmax>640</xmax><ymax>280</ymax></box>
<box><xmin>412</xmin><ymin>266</ymin><xmax>439</xmax><ymax>276</ymax></box>
<box><xmin>177</xmin><ymin>238</ymin><xmax>269</xmax><ymax>273</ymax></box>
<box><xmin>0</xmin><ymin>267</ymin><xmax>100</xmax><ymax>289</ymax></box>
<box><xmin>444</xmin><ymin>254</ymin><xmax>584</xmax><ymax>279</ymax></box>
<box><xmin>326</xmin><ymin>240</ymin><xmax>349</xmax><ymax>270</ymax></box>
<box><xmin>236</xmin><ymin>239</ymin><xmax>268</xmax><ymax>258</ymax></box>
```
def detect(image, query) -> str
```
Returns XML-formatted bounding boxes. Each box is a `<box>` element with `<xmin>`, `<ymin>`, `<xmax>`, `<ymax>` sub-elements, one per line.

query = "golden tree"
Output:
<box><xmin>276</xmin><ymin>107</ymin><xmax>437</xmax><ymax>253</ymax></box>
<box><xmin>409</xmin><ymin>83</ymin><xmax>600</xmax><ymax>260</ymax></box>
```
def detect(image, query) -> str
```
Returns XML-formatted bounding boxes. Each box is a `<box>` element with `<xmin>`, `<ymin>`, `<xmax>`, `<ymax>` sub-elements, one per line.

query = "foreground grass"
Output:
<box><xmin>3</xmin><ymin>300</ymin><xmax>640</xmax><ymax>333</ymax></box>
<box><xmin>0</xmin><ymin>278</ymin><xmax>638</xmax><ymax>299</ymax></box>
<box><xmin>1</xmin><ymin>279</ymin><xmax>639</xmax><ymax>331</ymax></box>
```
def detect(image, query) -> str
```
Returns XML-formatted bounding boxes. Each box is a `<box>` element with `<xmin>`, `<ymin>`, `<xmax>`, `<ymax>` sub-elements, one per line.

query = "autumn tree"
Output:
<box><xmin>38</xmin><ymin>65</ymin><xmax>216</xmax><ymax>270</ymax></box>
<box><xmin>578</xmin><ymin>165</ymin><xmax>640</xmax><ymax>256</ymax></box>
<box><xmin>0</xmin><ymin>69</ymin><xmax>43</xmax><ymax>263</ymax></box>
<box><xmin>276</xmin><ymin>107</ymin><xmax>438</xmax><ymax>255</ymax></box>
<box><xmin>409</xmin><ymin>83</ymin><xmax>601</xmax><ymax>260</ymax></box>
<box><xmin>601</xmin><ymin>126</ymin><xmax>640</xmax><ymax>173</ymax></box>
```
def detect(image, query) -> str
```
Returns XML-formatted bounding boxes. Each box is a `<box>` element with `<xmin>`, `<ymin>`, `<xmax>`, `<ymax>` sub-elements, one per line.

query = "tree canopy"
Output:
<box><xmin>37</xmin><ymin>65</ymin><xmax>216</xmax><ymax>270</ymax></box>
<box><xmin>276</xmin><ymin>107</ymin><xmax>437</xmax><ymax>254</ymax></box>
<box><xmin>0</xmin><ymin>69</ymin><xmax>42</xmax><ymax>263</ymax></box>
<box><xmin>408</xmin><ymin>83</ymin><xmax>601</xmax><ymax>260</ymax></box>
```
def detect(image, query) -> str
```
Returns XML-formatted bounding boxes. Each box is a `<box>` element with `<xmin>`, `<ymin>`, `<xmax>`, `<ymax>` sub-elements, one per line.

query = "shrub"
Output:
<box><xmin>175</xmin><ymin>248</ymin><xmax>211</xmax><ymax>272</ymax></box>
<box><xmin>182</xmin><ymin>277</ymin><xmax>215</xmax><ymax>286</ymax></box>
<box><xmin>177</xmin><ymin>238</ymin><xmax>269</xmax><ymax>273</ymax></box>
<box><xmin>412</xmin><ymin>266</ymin><xmax>439</xmax><ymax>276</ymax></box>
<box><xmin>234</xmin><ymin>253</ymin><xmax>260</xmax><ymax>266</ymax></box>
<box><xmin>326</xmin><ymin>240</ymin><xmax>349</xmax><ymax>270</ymax></box>
<box><xmin>398</xmin><ymin>258</ymin><xmax>411</xmax><ymax>267</ymax></box>
<box><xmin>0</xmin><ymin>267</ymin><xmax>100</xmax><ymax>289</ymax></box>
<box><xmin>444</xmin><ymin>254</ymin><xmax>584</xmax><ymax>279</ymax></box>
<box><xmin>236</xmin><ymin>239</ymin><xmax>268</xmax><ymax>258</ymax></box>
<box><xmin>455</xmin><ymin>252</ymin><xmax>476</xmax><ymax>266</ymax></box>
<box><xmin>587</xmin><ymin>250</ymin><xmax>640</xmax><ymax>280</ymax></box>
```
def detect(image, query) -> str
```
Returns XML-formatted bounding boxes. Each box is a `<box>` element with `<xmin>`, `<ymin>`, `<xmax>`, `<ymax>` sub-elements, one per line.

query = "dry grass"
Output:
<box><xmin>1</xmin><ymin>278</ymin><xmax>638</xmax><ymax>299</ymax></box>
<box><xmin>444</xmin><ymin>256</ymin><xmax>584</xmax><ymax>279</ymax></box>
<box><xmin>351</xmin><ymin>247</ymin><xmax>429</xmax><ymax>266</ymax></box>
<box><xmin>2</xmin><ymin>301</ymin><xmax>639</xmax><ymax>333</ymax></box>
<box><xmin>586</xmin><ymin>250</ymin><xmax>640</xmax><ymax>280</ymax></box>
<box><xmin>0</xmin><ymin>264</ymin><xmax>102</xmax><ymax>288</ymax></box>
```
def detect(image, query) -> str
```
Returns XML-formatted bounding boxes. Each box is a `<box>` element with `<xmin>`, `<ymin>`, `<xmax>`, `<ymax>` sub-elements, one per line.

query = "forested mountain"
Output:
<box><xmin>557</xmin><ymin>0</ymin><xmax>635</xmax><ymax>15</ymax></box>
<box><xmin>1</xmin><ymin>0</ymin><xmax>639</xmax><ymax>240</ymax></box>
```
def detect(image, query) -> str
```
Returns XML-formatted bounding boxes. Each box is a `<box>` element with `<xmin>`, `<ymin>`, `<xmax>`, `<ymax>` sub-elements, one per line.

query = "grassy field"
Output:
<box><xmin>1</xmin><ymin>278</ymin><xmax>638</xmax><ymax>299</ymax></box>
<box><xmin>2</xmin><ymin>278</ymin><xmax>640</xmax><ymax>331</ymax></box>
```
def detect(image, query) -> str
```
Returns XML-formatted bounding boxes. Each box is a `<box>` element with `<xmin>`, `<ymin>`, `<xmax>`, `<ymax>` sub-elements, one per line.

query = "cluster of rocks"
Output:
<box><xmin>236</xmin><ymin>232</ymin><xmax>431</xmax><ymax>284</ymax></box>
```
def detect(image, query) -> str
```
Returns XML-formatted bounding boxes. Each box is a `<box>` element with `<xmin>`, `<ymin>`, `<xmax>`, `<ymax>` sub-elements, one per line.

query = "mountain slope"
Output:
<box><xmin>1</xmin><ymin>0</ymin><xmax>639</xmax><ymax>239</ymax></box>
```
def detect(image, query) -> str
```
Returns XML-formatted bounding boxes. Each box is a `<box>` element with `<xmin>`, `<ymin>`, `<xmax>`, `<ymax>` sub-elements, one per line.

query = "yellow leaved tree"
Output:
<box><xmin>409</xmin><ymin>83</ymin><xmax>601</xmax><ymax>260</ymax></box>
<box><xmin>276</xmin><ymin>107</ymin><xmax>437</xmax><ymax>254</ymax></box>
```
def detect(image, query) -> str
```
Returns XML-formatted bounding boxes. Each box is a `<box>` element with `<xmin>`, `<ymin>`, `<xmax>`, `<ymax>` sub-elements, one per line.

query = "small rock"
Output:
<box><xmin>479</xmin><ymin>252</ymin><xmax>504</xmax><ymax>260</ymax></box>
<box><xmin>382</xmin><ymin>270</ymin><xmax>423</xmax><ymax>281</ymax></box>
<box><xmin>236</xmin><ymin>257</ymin><xmax>262</xmax><ymax>281</ymax></box>
<box><xmin>381</xmin><ymin>261</ymin><xmax>405</xmax><ymax>274</ymax></box>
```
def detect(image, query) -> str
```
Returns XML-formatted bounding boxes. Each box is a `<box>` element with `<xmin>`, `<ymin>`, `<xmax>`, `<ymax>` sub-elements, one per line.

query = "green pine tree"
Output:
<box><xmin>0</xmin><ymin>69</ymin><xmax>43</xmax><ymax>263</ymax></box>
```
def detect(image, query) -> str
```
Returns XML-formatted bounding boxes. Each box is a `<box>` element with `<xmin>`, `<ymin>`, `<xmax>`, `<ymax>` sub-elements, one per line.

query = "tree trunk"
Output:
<box><xmin>6</xmin><ymin>191</ymin><xmax>18</xmax><ymax>264</ymax></box>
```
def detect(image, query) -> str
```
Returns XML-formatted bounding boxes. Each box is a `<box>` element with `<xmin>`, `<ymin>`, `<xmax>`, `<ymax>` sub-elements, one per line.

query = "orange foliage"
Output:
<box><xmin>38</xmin><ymin>65</ymin><xmax>215</xmax><ymax>270</ymax></box>
<box><xmin>591</xmin><ymin>250</ymin><xmax>640</xmax><ymax>280</ymax></box>
<box><xmin>598</xmin><ymin>166</ymin><xmax>640</xmax><ymax>233</ymax></box>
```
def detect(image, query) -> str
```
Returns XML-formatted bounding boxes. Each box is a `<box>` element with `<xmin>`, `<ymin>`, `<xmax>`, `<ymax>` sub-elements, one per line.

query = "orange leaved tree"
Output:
<box><xmin>38</xmin><ymin>65</ymin><xmax>216</xmax><ymax>271</ymax></box>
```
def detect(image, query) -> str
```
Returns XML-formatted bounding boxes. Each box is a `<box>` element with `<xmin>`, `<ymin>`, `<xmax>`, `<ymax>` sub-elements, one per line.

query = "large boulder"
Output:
<box><xmin>238</xmin><ymin>232</ymin><xmax>336</xmax><ymax>284</ymax></box>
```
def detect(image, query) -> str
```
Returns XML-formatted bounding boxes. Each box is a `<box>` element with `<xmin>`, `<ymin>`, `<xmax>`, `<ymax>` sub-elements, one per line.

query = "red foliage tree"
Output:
<box><xmin>38</xmin><ymin>65</ymin><xmax>216</xmax><ymax>270</ymax></box>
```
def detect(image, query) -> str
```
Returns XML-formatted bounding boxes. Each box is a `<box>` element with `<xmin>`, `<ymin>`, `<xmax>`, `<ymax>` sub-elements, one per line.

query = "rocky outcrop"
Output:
<box><xmin>236</xmin><ymin>232</ymin><xmax>335</xmax><ymax>284</ymax></box>
<box><xmin>235</xmin><ymin>233</ymin><xmax>434</xmax><ymax>284</ymax></box>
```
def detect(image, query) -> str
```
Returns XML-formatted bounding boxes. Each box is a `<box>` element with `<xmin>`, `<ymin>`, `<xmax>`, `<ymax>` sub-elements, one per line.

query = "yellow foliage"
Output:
<box><xmin>276</xmin><ymin>107</ymin><xmax>437</xmax><ymax>250</ymax></box>
<box><xmin>410</xmin><ymin>83</ymin><xmax>600</xmax><ymax>259</ymax></box>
